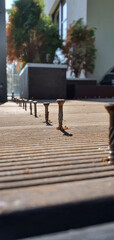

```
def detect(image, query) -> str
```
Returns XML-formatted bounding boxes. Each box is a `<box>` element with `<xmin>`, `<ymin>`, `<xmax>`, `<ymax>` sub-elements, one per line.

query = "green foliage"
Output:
<box><xmin>9</xmin><ymin>0</ymin><xmax>42</xmax><ymax>45</ymax></box>
<box><xmin>36</xmin><ymin>16</ymin><xmax>62</xmax><ymax>63</ymax></box>
<box><xmin>7</xmin><ymin>0</ymin><xmax>62</xmax><ymax>66</ymax></box>
<box><xmin>63</xmin><ymin>18</ymin><xmax>96</xmax><ymax>77</ymax></box>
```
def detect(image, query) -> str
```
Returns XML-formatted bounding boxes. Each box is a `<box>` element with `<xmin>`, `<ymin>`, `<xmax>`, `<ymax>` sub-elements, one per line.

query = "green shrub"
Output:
<box><xmin>7</xmin><ymin>0</ymin><xmax>62</xmax><ymax>67</ymax></box>
<box><xmin>63</xmin><ymin>18</ymin><xmax>96</xmax><ymax>77</ymax></box>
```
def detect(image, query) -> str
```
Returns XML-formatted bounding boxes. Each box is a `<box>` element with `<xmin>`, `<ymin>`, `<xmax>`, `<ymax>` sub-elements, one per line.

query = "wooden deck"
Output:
<box><xmin>0</xmin><ymin>99</ymin><xmax>114</xmax><ymax>239</ymax></box>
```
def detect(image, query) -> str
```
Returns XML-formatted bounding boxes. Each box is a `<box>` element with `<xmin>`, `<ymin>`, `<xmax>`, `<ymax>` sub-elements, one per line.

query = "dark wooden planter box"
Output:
<box><xmin>67</xmin><ymin>79</ymin><xmax>114</xmax><ymax>99</ymax></box>
<box><xmin>19</xmin><ymin>63</ymin><xmax>67</xmax><ymax>100</ymax></box>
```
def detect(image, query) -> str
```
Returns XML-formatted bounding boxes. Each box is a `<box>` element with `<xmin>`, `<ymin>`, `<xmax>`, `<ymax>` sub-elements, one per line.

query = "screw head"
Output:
<box><xmin>56</xmin><ymin>99</ymin><xmax>65</xmax><ymax>105</ymax></box>
<box><xmin>105</xmin><ymin>104</ymin><xmax>114</xmax><ymax>113</ymax></box>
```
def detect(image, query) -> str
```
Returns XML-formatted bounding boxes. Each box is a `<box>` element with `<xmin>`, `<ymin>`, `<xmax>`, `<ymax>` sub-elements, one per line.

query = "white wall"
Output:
<box><xmin>87</xmin><ymin>0</ymin><xmax>114</xmax><ymax>82</ymax></box>
<box><xmin>44</xmin><ymin>0</ymin><xmax>87</xmax><ymax>23</ymax></box>
<box><xmin>44</xmin><ymin>0</ymin><xmax>55</xmax><ymax>15</ymax></box>
<box><xmin>44</xmin><ymin>0</ymin><xmax>59</xmax><ymax>15</ymax></box>
<box><xmin>67</xmin><ymin>0</ymin><xmax>87</xmax><ymax>26</ymax></box>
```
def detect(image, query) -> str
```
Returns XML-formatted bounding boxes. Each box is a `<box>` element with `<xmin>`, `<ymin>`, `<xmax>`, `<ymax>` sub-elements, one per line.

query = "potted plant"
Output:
<box><xmin>63</xmin><ymin>18</ymin><xmax>96</xmax><ymax>78</ymax></box>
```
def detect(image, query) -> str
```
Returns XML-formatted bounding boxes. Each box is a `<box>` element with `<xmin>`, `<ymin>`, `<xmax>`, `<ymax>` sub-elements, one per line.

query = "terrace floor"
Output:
<box><xmin>0</xmin><ymin>99</ymin><xmax>114</xmax><ymax>239</ymax></box>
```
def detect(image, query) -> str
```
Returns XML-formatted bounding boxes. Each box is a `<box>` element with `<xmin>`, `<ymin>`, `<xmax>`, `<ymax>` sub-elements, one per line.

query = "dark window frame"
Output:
<box><xmin>52</xmin><ymin>0</ymin><xmax>67</xmax><ymax>40</ymax></box>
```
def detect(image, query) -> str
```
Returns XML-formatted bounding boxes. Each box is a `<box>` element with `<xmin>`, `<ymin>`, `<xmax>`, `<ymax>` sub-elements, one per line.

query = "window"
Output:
<box><xmin>52</xmin><ymin>0</ymin><xmax>67</xmax><ymax>40</ymax></box>
<box><xmin>52</xmin><ymin>7</ymin><xmax>59</xmax><ymax>25</ymax></box>
<box><xmin>59</xmin><ymin>0</ymin><xmax>67</xmax><ymax>40</ymax></box>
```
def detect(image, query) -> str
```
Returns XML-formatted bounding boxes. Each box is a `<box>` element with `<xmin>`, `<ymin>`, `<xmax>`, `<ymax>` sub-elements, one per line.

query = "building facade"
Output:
<box><xmin>44</xmin><ymin>0</ymin><xmax>114</xmax><ymax>83</ymax></box>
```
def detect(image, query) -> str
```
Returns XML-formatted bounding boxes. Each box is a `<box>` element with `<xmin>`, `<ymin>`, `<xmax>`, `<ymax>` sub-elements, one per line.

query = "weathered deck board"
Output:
<box><xmin>0</xmin><ymin>100</ymin><xmax>114</xmax><ymax>239</ymax></box>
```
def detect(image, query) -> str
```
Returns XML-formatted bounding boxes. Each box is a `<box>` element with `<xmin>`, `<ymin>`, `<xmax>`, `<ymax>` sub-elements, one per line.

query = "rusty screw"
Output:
<box><xmin>15</xmin><ymin>98</ymin><xmax>18</xmax><ymax>104</ymax></box>
<box><xmin>14</xmin><ymin>97</ymin><xmax>17</xmax><ymax>103</ymax></box>
<box><xmin>29</xmin><ymin>100</ymin><xmax>33</xmax><ymax>115</ymax></box>
<box><xmin>33</xmin><ymin>101</ymin><xmax>38</xmax><ymax>117</ymax></box>
<box><xmin>43</xmin><ymin>102</ymin><xmax>50</xmax><ymax>124</ymax></box>
<box><xmin>19</xmin><ymin>99</ymin><xmax>22</xmax><ymax>107</ymax></box>
<box><xmin>12</xmin><ymin>92</ymin><xmax>14</xmax><ymax>101</ymax></box>
<box><xmin>105</xmin><ymin>104</ymin><xmax>114</xmax><ymax>164</ymax></box>
<box><xmin>22</xmin><ymin>99</ymin><xmax>25</xmax><ymax>109</ymax></box>
<box><xmin>56</xmin><ymin>99</ymin><xmax>65</xmax><ymax>130</ymax></box>
<box><xmin>24</xmin><ymin>99</ymin><xmax>27</xmax><ymax>111</ymax></box>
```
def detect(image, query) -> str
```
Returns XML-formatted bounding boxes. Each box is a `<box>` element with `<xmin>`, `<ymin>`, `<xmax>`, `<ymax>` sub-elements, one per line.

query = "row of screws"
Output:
<box><xmin>13</xmin><ymin>94</ymin><xmax>114</xmax><ymax>165</ymax></box>
<box><xmin>14</xmin><ymin>98</ymin><xmax>65</xmax><ymax>130</ymax></box>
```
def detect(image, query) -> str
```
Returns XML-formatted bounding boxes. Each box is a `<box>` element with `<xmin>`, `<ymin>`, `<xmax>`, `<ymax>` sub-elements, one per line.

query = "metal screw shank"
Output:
<box><xmin>56</xmin><ymin>99</ymin><xmax>65</xmax><ymax>130</ymax></box>
<box><xmin>33</xmin><ymin>101</ymin><xmax>37</xmax><ymax>117</ymax></box>
<box><xmin>24</xmin><ymin>99</ymin><xmax>27</xmax><ymax>111</ymax></box>
<box><xmin>22</xmin><ymin>99</ymin><xmax>25</xmax><ymax>109</ymax></box>
<box><xmin>105</xmin><ymin>104</ymin><xmax>114</xmax><ymax>164</ymax></box>
<box><xmin>12</xmin><ymin>92</ymin><xmax>14</xmax><ymax>101</ymax></box>
<box><xmin>19</xmin><ymin>99</ymin><xmax>22</xmax><ymax>107</ymax></box>
<box><xmin>43</xmin><ymin>102</ymin><xmax>50</xmax><ymax>123</ymax></box>
<box><xmin>29</xmin><ymin>100</ymin><xmax>32</xmax><ymax>115</ymax></box>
